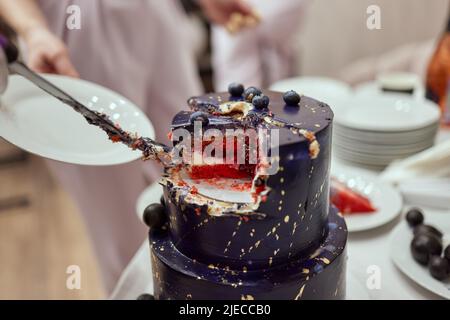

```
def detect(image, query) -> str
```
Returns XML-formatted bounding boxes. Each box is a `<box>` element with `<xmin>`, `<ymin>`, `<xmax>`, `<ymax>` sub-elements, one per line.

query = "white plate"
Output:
<box><xmin>334</xmin><ymin>142</ymin><xmax>433</xmax><ymax>161</ymax></box>
<box><xmin>334</xmin><ymin>95</ymin><xmax>440</xmax><ymax>132</ymax></box>
<box><xmin>270</xmin><ymin>76</ymin><xmax>352</xmax><ymax>105</ymax></box>
<box><xmin>334</xmin><ymin>134</ymin><xmax>435</xmax><ymax>150</ymax></box>
<box><xmin>0</xmin><ymin>75</ymin><xmax>154</xmax><ymax>165</ymax></box>
<box><xmin>334</xmin><ymin>142</ymin><xmax>435</xmax><ymax>157</ymax></box>
<box><xmin>334</xmin><ymin>134</ymin><xmax>438</xmax><ymax>148</ymax></box>
<box><xmin>390</xmin><ymin>213</ymin><xmax>450</xmax><ymax>299</ymax></box>
<box><xmin>334</xmin><ymin>123</ymin><xmax>439</xmax><ymax>140</ymax></box>
<box><xmin>334</xmin><ymin>150</ymin><xmax>415</xmax><ymax>167</ymax></box>
<box><xmin>355</xmin><ymin>81</ymin><xmax>425</xmax><ymax>101</ymax></box>
<box><xmin>334</xmin><ymin>139</ymin><xmax>434</xmax><ymax>156</ymax></box>
<box><xmin>334</xmin><ymin>131</ymin><xmax>438</xmax><ymax>147</ymax></box>
<box><xmin>334</xmin><ymin>125</ymin><xmax>439</xmax><ymax>143</ymax></box>
<box><xmin>334</xmin><ymin>156</ymin><xmax>387</xmax><ymax>168</ymax></box>
<box><xmin>332</xmin><ymin>169</ymin><xmax>403</xmax><ymax>232</ymax></box>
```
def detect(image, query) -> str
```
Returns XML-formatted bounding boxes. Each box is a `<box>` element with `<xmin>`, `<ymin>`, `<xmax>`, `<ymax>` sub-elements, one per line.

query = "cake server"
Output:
<box><xmin>0</xmin><ymin>34</ymin><xmax>172</xmax><ymax>162</ymax></box>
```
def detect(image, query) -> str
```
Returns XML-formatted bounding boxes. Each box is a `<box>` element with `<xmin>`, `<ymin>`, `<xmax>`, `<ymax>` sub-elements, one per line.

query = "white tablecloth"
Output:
<box><xmin>110</xmin><ymin>132</ymin><xmax>450</xmax><ymax>300</ymax></box>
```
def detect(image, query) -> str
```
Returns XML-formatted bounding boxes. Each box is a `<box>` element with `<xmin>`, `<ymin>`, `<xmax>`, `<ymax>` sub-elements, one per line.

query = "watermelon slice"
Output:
<box><xmin>330</xmin><ymin>177</ymin><xmax>376</xmax><ymax>215</ymax></box>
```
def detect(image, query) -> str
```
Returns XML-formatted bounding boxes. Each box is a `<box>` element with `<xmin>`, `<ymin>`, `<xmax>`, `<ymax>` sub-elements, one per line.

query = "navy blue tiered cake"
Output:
<box><xmin>147</xmin><ymin>87</ymin><xmax>347</xmax><ymax>300</ymax></box>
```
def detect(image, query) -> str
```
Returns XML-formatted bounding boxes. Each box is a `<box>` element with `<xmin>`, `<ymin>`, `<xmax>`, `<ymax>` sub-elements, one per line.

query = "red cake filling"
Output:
<box><xmin>189</xmin><ymin>164</ymin><xmax>255</xmax><ymax>180</ymax></box>
<box><xmin>187</xmin><ymin>134</ymin><xmax>259</xmax><ymax>181</ymax></box>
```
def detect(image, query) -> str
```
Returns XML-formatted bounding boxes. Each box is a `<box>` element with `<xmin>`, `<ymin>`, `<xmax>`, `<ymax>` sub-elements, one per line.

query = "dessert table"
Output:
<box><xmin>110</xmin><ymin>131</ymin><xmax>450</xmax><ymax>300</ymax></box>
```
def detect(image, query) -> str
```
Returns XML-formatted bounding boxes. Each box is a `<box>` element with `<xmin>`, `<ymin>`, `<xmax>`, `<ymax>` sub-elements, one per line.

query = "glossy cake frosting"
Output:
<box><xmin>148</xmin><ymin>89</ymin><xmax>347</xmax><ymax>300</ymax></box>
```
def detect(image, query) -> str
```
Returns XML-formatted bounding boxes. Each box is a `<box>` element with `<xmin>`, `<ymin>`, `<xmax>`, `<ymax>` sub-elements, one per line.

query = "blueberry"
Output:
<box><xmin>283</xmin><ymin>90</ymin><xmax>301</xmax><ymax>106</ymax></box>
<box><xmin>252</xmin><ymin>95</ymin><xmax>270</xmax><ymax>110</ymax></box>
<box><xmin>143</xmin><ymin>203</ymin><xmax>166</xmax><ymax>228</ymax></box>
<box><xmin>189</xmin><ymin>111</ymin><xmax>209</xmax><ymax>126</ymax></box>
<box><xmin>429</xmin><ymin>256</ymin><xmax>449</xmax><ymax>281</ymax></box>
<box><xmin>444</xmin><ymin>245</ymin><xmax>450</xmax><ymax>262</ymax></box>
<box><xmin>244</xmin><ymin>87</ymin><xmax>262</xmax><ymax>102</ymax></box>
<box><xmin>413</xmin><ymin>224</ymin><xmax>443</xmax><ymax>240</ymax></box>
<box><xmin>228</xmin><ymin>83</ymin><xmax>245</xmax><ymax>97</ymax></box>
<box><xmin>410</xmin><ymin>234</ymin><xmax>443</xmax><ymax>265</ymax></box>
<box><xmin>137</xmin><ymin>293</ymin><xmax>155</xmax><ymax>300</ymax></box>
<box><xmin>406</xmin><ymin>208</ymin><xmax>424</xmax><ymax>227</ymax></box>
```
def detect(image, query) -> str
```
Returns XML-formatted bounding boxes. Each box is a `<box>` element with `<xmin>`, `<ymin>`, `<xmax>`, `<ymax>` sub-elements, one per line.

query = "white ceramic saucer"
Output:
<box><xmin>333</xmin><ymin>95</ymin><xmax>440</xmax><ymax>132</ymax></box>
<box><xmin>332</xmin><ymin>166</ymin><xmax>403</xmax><ymax>232</ymax></box>
<box><xmin>0</xmin><ymin>75</ymin><xmax>154</xmax><ymax>165</ymax></box>
<box><xmin>390</xmin><ymin>212</ymin><xmax>450</xmax><ymax>299</ymax></box>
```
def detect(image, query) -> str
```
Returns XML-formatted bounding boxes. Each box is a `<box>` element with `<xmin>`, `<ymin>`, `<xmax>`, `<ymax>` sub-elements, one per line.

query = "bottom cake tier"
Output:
<box><xmin>149</xmin><ymin>206</ymin><xmax>347</xmax><ymax>300</ymax></box>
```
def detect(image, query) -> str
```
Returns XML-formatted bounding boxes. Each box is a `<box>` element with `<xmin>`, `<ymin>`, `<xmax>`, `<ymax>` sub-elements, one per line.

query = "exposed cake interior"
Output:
<box><xmin>163</xmin><ymin>100</ymin><xmax>273</xmax><ymax>208</ymax></box>
<box><xmin>169</xmin><ymin>124</ymin><xmax>268</xmax><ymax>203</ymax></box>
<box><xmin>187</xmin><ymin>133</ymin><xmax>259</xmax><ymax>180</ymax></box>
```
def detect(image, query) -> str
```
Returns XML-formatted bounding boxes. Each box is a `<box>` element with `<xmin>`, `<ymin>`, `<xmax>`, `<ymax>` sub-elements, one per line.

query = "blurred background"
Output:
<box><xmin>194</xmin><ymin>0</ymin><xmax>449</xmax><ymax>88</ymax></box>
<box><xmin>0</xmin><ymin>0</ymin><xmax>448</xmax><ymax>299</ymax></box>
<box><xmin>297</xmin><ymin>0</ymin><xmax>447</xmax><ymax>77</ymax></box>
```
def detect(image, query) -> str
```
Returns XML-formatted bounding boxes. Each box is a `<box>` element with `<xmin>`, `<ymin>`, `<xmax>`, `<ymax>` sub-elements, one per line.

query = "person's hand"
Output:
<box><xmin>199</xmin><ymin>0</ymin><xmax>260</xmax><ymax>33</ymax></box>
<box><xmin>22</xmin><ymin>26</ymin><xmax>79</xmax><ymax>77</ymax></box>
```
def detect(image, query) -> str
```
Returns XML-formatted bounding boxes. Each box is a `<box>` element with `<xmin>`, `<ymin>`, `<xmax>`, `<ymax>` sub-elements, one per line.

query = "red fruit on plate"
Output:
<box><xmin>330</xmin><ymin>178</ymin><xmax>376</xmax><ymax>215</ymax></box>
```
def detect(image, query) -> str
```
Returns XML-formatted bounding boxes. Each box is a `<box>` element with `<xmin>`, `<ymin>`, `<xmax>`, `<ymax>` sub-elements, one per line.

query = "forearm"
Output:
<box><xmin>0</xmin><ymin>0</ymin><xmax>47</xmax><ymax>38</ymax></box>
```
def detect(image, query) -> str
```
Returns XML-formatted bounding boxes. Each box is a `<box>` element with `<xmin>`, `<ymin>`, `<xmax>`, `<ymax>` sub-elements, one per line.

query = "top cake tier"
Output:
<box><xmin>175</xmin><ymin>91</ymin><xmax>333</xmax><ymax>146</ymax></box>
<box><xmin>162</xmin><ymin>89</ymin><xmax>334</xmax><ymax>270</ymax></box>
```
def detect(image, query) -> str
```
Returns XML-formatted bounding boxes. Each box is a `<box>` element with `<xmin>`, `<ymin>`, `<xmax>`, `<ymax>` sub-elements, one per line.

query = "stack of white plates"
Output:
<box><xmin>333</xmin><ymin>95</ymin><xmax>440</xmax><ymax>168</ymax></box>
